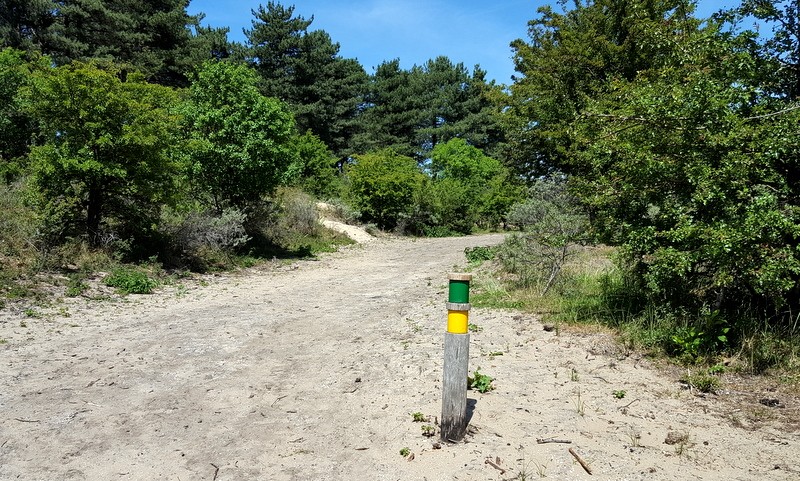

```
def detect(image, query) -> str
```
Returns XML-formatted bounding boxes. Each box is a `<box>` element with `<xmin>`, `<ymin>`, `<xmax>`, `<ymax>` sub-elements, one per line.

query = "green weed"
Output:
<box><xmin>104</xmin><ymin>267</ymin><xmax>158</xmax><ymax>294</ymax></box>
<box><xmin>65</xmin><ymin>274</ymin><xmax>89</xmax><ymax>297</ymax></box>
<box><xmin>468</xmin><ymin>368</ymin><xmax>495</xmax><ymax>393</ymax></box>
<box><xmin>681</xmin><ymin>371</ymin><xmax>721</xmax><ymax>394</ymax></box>
<box><xmin>464</xmin><ymin>245</ymin><xmax>495</xmax><ymax>265</ymax></box>
<box><xmin>468</xmin><ymin>322</ymin><xmax>483</xmax><ymax>333</ymax></box>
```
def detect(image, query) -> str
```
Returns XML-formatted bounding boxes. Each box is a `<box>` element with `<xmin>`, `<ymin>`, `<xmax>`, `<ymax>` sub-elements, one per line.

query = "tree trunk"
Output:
<box><xmin>87</xmin><ymin>182</ymin><xmax>103</xmax><ymax>247</ymax></box>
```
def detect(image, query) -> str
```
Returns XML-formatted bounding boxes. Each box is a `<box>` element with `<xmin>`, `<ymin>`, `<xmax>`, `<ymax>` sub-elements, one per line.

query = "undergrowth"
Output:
<box><xmin>467</xmin><ymin>244</ymin><xmax>800</xmax><ymax>375</ymax></box>
<box><xmin>0</xmin><ymin>185</ymin><xmax>355</xmax><ymax>310</ymax></box>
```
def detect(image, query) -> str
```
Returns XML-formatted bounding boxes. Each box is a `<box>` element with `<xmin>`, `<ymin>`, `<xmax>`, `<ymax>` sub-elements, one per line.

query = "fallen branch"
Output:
<box><xmin>14</xmin><ymin>418</ymin><xmax>40</xmax><ymax>423</ymax></box>
<box><xmin>537</xmin><ymin>437</ymin><xmax>572</xmax><ymax>444</ymax></box>
<box><xmin>569</xmin><ymin>448</ymin><xmax>592</xmax><ymax>475</ymax></box>
<box><xmin>211</xmin><ymin>463</ymin><xmax>219</xmax><ymax>481</ymax></box>
<box><xmin>617</xmin><ymin>399</ymin><xmax>639</xmax><ymax>410</ymax></box>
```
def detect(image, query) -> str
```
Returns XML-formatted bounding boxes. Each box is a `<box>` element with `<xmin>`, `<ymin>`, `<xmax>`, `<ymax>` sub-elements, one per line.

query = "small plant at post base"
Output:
<box><xmin>421</xmin><ymin>424</ymin><xmax>435</xmax><ymax>437</ymax></box>
<box><xmin>468</xmin><ymin>368</ymin><xmax>495</xmax><ymax>393</ymax></box>
<box><xmin>411</xmin><ymin>412</ymin><xmax>426</xmax><ymax>422</ymax></box>
<box><xmin>468</xmin><ymin>322</ymin><xmax>482</xmax><ymax>333</ymax></box>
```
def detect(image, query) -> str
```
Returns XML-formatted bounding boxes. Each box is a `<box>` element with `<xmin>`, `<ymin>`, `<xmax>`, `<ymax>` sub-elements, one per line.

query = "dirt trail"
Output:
<box><xmin>1</xmin><ymin>235</ymin><xmax>798</xmax><ymax>480</ymax></box>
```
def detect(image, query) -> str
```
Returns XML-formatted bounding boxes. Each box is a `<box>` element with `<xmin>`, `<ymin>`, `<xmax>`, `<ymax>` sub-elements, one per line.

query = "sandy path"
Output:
<box><xmin>1</xmin><ymin>235</ymin><xmax>798</xmax><ymax>480</ymax></box>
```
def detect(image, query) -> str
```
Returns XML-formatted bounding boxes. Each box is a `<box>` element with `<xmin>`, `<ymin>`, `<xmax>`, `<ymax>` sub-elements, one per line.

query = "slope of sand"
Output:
<box><xmin>1</xmin><ymin>234</ymin><xmax>798</xmax><ymax>480</ymax></box>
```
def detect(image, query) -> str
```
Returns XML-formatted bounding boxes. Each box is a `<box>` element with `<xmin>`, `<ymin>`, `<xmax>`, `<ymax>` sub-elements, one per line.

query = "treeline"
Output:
<box><xmin>0</xmin><ymin>1</ymin><xmax>521</xmax><ymax>274</ymax></box>
<box><xmin>500</xmin><ymin>0</ymin><xmax>800</xmax><ymax>366</ymax></box>
<box><xmin>3</xmin><ymin>1</ymin><xmax>800</xmax><ymax>365</ymax></box>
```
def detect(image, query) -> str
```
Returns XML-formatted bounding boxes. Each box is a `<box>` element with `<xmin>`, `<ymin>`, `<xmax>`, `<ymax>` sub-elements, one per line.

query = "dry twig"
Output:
<box><xmin>537</xmin><ymin>437</ymin><xmax>572</xmax><ymax>444</ymax></box>
<box><xmin>485</xmin><ymin>458</ymin><xmax>505</xmax><ymax>474</ymax></box>
<box><xmin>569</xmin><ymin>448</ymin><xmax>593</xmax><ymax>475</ymax></box>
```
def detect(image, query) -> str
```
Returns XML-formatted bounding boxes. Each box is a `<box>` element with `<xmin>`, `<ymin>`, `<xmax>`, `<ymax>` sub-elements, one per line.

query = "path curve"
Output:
<box><xmin>1</xmin><ymin>235</ymin><xmax>797</xmax><ymax>480</ymax></box>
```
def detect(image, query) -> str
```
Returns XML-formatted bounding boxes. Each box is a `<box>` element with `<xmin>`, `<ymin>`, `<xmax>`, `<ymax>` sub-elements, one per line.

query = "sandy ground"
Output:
<box><xmin>1</xmin><ymin>233</ymin><xmax>799</xmax><ymax>481</ymax></box>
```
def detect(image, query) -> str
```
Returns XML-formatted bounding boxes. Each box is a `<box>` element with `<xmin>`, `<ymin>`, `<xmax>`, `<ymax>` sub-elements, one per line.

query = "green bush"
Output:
<box><xmin>346</xmin><ymin>149</ymin><xmax>424</xmax><ymax>230</ymax></box>
<box><xmin>465</xmin><ymin>246</ymin><xmax>496</xmax><ymax>264</ymax></box>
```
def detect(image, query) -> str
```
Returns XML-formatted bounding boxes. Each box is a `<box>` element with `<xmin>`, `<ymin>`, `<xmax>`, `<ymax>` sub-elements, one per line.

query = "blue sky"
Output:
<box><xmin>188</xmin><ymin>1</ymin><xmax>737</xmax><ymax>85</ymax></box>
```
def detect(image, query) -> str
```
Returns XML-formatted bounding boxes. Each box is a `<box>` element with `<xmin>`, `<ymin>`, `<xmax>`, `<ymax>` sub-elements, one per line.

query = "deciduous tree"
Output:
<box><xmin>182</xmin><ymin>61</ymin><xmax>296</xmax><ymax>211</ymax></box>
<box><xmin>26</xmin><ymin>61</ymin><xmax>180</xmax><ymax>247</ymax></box>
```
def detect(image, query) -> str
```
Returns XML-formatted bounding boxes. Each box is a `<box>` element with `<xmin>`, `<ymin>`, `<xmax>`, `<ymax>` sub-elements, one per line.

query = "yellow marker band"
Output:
<box><xmin>447</xmin><ymin>310</ymin><xmax>469</xmax><ymax>334</ymax></box>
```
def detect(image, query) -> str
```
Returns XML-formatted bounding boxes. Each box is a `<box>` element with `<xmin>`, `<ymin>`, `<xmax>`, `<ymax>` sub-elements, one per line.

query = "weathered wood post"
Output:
<box><xmin>441</xmin><ymin>273</ymin><xmax>472</xmax><ymax>442</ymax></box>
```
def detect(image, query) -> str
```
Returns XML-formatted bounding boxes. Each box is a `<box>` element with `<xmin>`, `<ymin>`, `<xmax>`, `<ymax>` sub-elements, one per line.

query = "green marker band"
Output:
<box><xmin>448</xmin><ymin>273</ymin><xmax>472</xmax><ymax>304</ymax></box>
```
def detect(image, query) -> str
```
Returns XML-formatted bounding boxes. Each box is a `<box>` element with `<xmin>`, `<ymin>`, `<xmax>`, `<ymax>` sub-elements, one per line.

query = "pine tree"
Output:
<box><xmin>244</xmin><ymin>2</ymin><xmax>367</xmax><ymax>161</ymax></box>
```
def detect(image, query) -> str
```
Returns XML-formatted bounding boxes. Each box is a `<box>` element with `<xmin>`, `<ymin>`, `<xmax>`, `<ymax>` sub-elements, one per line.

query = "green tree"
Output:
<box><xmin>2</xmin><ymin>1</ymin><xmax>231</xmax><ymax>87</ymax></box>
<box><xmin>428</xmin><ymin>138</ymin><xmax>520</xmax><ymax>233</ymax></box>
<box><xmin>356</xmin><ymin>57</ymin><xmax>503</xmax><ymax>162</ymax></box>
<box><xmin>285</xmin><ymin>130</ymin><xmax>340</xmax><ymax>198</ymax></box>
<box><xmin>353</xmin><ymin>59</ymin><xmax>422</xmax><ymax>159</ymax></box>
<box><xmin>415</xmin><ymin>57</ymin><xmax>503</xmax><ymax>160</ymax></box>
<box><xmin>25</xmin><ymin>61</ymin><xmax>180</xmax><ymax>247</ymax></box>
<box><xmin>0</xmin><ymin>48</ymin><xmax>46</xmax><ymax>182</ymax></box>
<box><xmin>346</xmin><ymin>149</ymin><xmax>424</xmax><ymax>230</ymax></box>
<box><xmin>182</xmin><ymin>60</ymin><xmax>296</xmax><ymax>211</ymax></box>
<box><xmin>727</xmin><ymin>0</ymin><xmax>800</xmax><ymax>99</ymax></box>
<box><xmin>430</xmin><ymin>137</ymin><xmax>503</xmax><ymax>182</ymax></box>
<box><xmin>503</xmin><ymin>0</ymin><xmax>699</xmax><ymax>180</ymax></box>
<box><xmin>563</xmin><ymin>6</ymin><xmax>800</xmax><ymax>321</ymax></box>
<box><xmin>0</xmin><ymin>0</ymin><xmax>60</xmax><ymax>53</ymax></box>
<box><xmin>244</xmin><ymin>2</ymin><xmax>367</xmax><ymax>160</ymax></box>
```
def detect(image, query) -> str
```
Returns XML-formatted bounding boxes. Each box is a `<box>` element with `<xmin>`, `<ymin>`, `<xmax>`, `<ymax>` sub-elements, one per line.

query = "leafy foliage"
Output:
<box><xmin>356</xmin><ymin>58</ymin><xmax>503</xmax><ymax>162</ymax></box>
<box><xmin>104</xmin><ymin>266</ymin><xmax>158</xmax><ymax>295</ymax></box>
<box><xmin>1</xmin><ymin>0</ymin><xmax>231</xmax><ymax>87</ymax></box>
<box><xmin>26</xmin><ymin>61</ymin><xmax>180</xmax><ymax>248</ymax></box>
<box><xmin>429</xmin><ymin>138</ymin><xmax>521</xmax><ymax>231</ymax></box>
<box><xmin>182</xmin><ymin>60</ymin><xmax>296</xmax><ymax>211</ymax></box>
<box><xmin>468</xmin><ymin>368</ymin><xmax>495</xmax><ymax>393</ymax></box>
<box><xmin>464</xmin><ymin>246</ymin><xmax>496</xmax><ymax>265</ymax></box>
<box><xmin>0</xmin><ymin>48</ymin><xmax>45</xmax><ymax>182</ymax></box>
<box><xmin>285</xmin><ymin>131</ymin><xmax>340</xmax><ymax>198</ymax></box>
<box><xmin>503</xmin><ymin>0</ymin><xmax>800</xmax><ymax>355</ymax></box>
<box><xmin>244</xmin><ymin>2</ymin><xmax>367</xmax><ymax>160</ymax></box>
<box><xmin>346</xmin><ymin>149</ymin><xmax>424</xmax><ymax>230</ymax></box>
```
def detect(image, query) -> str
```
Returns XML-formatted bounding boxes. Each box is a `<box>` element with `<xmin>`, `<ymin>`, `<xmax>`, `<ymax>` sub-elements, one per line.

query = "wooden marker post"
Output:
<box><xmin>441</xmin><ymin>273</ymin><xmax>472</xmax><ymax>442</ymax></box>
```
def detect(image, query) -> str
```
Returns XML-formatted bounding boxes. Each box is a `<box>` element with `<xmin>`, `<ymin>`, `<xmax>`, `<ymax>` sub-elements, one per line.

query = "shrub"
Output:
<box><xmin>162</xmin><ymin>207</ymin><xmax>250</xmax><ymax>254</ymax></box>
<box><xmin>346</xmin><ymin>149</ymin><xmax>424</xmax><ymax>230</ymax></box>
<box><xmin>498</xmin><ymin>179</ymin><xmax>589</xmax><ymax>294</ymax></box>
<box><xmin>465</xmin><ymin>246</ymin><xmax>496</xmax><ymax>264</ymax></box>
